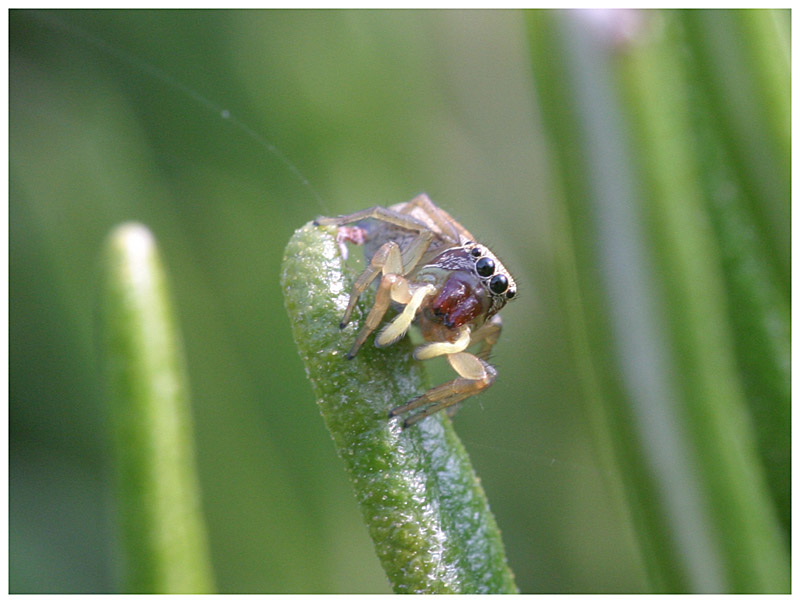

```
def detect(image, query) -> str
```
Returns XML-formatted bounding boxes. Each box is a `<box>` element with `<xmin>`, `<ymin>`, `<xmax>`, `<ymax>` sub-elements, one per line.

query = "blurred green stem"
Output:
<box><xmin>281</xmin><ymin>222</ymin><xmax>517</xmax><ymax>594</ymax></box>
<box><xmin>102</xmin><ymin>223</ymin><xmax>215</xmax><ymax>594</ymax></box>
<box><xmin>674</xmin><ymin>9</ymin><xmax>791</xmax><ymax>533</ymax></box>
<box><xmin>680</xmin><ymin>9</ymin><xmax>790</xmax><ymax>289</ymax></box>
<box><xmin>526</xmin><ymin>9</ymin><xmax>788</xmax><ymax>593</ymax></box>
<box><xmin>618</xmin><ymin>11</ymin><xmax>789</xmax><ymax>592</ymax></box>
<box><xmin>527</xmin><ymin>11</ymin><xmax>693</xmax><ymax>591</ymax></box>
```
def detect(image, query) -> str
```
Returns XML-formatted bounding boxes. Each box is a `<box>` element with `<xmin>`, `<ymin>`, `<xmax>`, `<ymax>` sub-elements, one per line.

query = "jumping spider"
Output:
<box><xmin>315</xmin><ymin>193</ymin><xmax>517</xmax><ymax>427</ymax></box>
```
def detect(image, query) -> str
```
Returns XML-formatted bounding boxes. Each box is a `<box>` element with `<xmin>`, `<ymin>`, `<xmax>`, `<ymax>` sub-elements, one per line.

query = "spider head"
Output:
<box><xmin>418</xmin><ymin>243</ymin><xmax>516</xmax><ymax>330</ymax></box>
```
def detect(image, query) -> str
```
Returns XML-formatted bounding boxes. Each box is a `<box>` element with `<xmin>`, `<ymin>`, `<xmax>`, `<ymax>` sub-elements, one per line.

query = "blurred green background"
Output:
<box><xmin>10</xmin><ymin>9</ymin><xmax>789</xmax><ymax>594</ymax></box>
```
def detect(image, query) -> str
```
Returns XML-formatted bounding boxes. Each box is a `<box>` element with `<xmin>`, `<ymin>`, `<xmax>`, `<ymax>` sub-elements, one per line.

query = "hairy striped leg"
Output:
<box><xmin>341</xmin><ymin>238</ymin><xmax>435</xmax><ymax>359</ymax></box>
<box><xmin>468</xmin><ymin>315</ymin><xmax>502</xmax><ymax>361</ymax></box>
<box><xmin>397</xmin><ymin>193</ymin><xmax>461</xmax><ymax>243</ymax></box>
<box><xmin>390</xmin><ymin>318</ymin><xmax>502</xmax><ymax>425</ymax></box>
<box><xmin>315</xmin><ymin>207</ymin><xmax>434</xmax><ymax>328</ymax></box>
<box><xmin>391</xmin><ymin>349</ymin><xmax>497</xmax><ymax>427</ymax></box>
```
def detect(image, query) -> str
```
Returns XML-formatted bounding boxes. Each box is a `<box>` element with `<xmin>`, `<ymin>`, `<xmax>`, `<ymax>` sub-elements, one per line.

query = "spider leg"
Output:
<box><xmin>344</xmin><ymin>241</ymin><xmax>404</xmax><ymax>357</ymax></box>
<box><xmin>438</xmin><ymin>314</ymin><xmax>503</xmax><ymax>419</ymax></box>
<box><xmin>375</xmin><ymin>283</ymin><xmax>435</xmax><ymax>348</ymax></box>
<box><xmin>344</xmin><ymin>230</ymin><xmax>435</xmax><ymax>357</ymax></box>
<box><xmin>317</xmin><ymin>206</ymin><xmax>434</xmax><ymax>328</ymax></box>
<box><xmin>412</xmin><ymin>325</ymin><xmax>472</xmax><ymax>360</ymax></box>
<box><xmin>390</xmin><ymin>351</ymin><xmax>497</xmax><ymax>427</ymax></box>
<box><xmin>439</xmin><ymin>317</ymin><xmax>502</xmax><ymax>419</ymax></box>
<box><xmin>347</xmin><ymin>272</ymin><xmax>402</xmax><ymax>358</ymax></box>
<box><xmin>315</xmin><ymin>206</ymin><xmax>430</xmax><ymax>236</ymax></box>
<box><xmin>338</xmin><ymin>241</ymin><xmax>396</xmax><ymax>329</ymax></box>
<box><xmin>398</xmin><ymin>193</ymin><xmax>462</xmax><ymax>243</ymax></box>
<box><xmin>468</xmin><ymin>315</ymin><xmax>503</xmax><ymax>361</ymax></box>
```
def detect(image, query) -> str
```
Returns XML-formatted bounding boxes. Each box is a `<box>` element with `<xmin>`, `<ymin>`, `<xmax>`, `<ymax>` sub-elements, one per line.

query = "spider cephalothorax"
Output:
<box><xmin>315</xmin><ymin>193</ymin><xmax>517</xmax><ymax>427</ymax></box>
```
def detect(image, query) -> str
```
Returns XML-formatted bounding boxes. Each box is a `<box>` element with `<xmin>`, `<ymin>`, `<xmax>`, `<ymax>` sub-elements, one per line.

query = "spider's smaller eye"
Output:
<box><xmin>475</xmin><ymin>257</ymin><xmax>495</xmax><ymax>277</ymax></box>
<box><xmin>506</xmin><ymin>287</ymin><xmax>516</xmax><ymax>299</ymax></box>
<box><xmin>470</xmin><ymin>246</ymin><xmax>483</xmax><ymax>258</ymax></box>
<box><xmin>489</xmin><ymin>274</ymin><xmax>508</xmax><ymax>294</ymax></box>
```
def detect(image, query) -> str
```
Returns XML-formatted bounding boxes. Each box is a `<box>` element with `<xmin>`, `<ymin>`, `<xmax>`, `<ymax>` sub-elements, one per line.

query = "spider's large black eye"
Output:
<box><xmin>470</xmin><ymin>246</ymin><xmax>482</xmax><ymax>258</ymax></box>
<box><xmin>475</xmin><ymin>257</ymin><xmax>495</xmax><ymax>277</ymax></box>
<box><xmin>489</xmin><ymin>274</ymin><xmax>508</xmax><ymax>294</ymax></box>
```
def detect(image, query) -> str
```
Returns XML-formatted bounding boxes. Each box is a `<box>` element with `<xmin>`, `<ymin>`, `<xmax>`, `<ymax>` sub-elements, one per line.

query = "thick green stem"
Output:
<box><xmin>102</xmin><ymin>223</ymin><xmax>215</xmax><ymax>594</ymax></box>
<box><xmin>617</xmin><ymin>12</ymin><xmax>789</xmax><ymax>592</ymax></box>
<box><xmin>525</xmin><ymin>9</ymin><xmax>788</xmax><ymax>593</ymax></box>
<box><xmin>281</xmin><ymin>222</ymin><xmax>517</xmax><ymax>594</ymax></box>
<box><xmin>673</xmin><ymin>9</ymin><xmax>790</xmax><ymax>534</ymax></box>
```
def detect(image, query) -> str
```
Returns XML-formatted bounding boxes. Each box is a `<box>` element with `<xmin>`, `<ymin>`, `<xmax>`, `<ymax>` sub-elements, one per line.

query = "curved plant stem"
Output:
<box><xmin>102</xmin><ymin>223</ymin><xmax>215</xmax><ymax>593</ymax></box>
<box><xmin>281</xmin><ymin>222</ymin><xmax>518</xmax><ymax>594</ymax></box>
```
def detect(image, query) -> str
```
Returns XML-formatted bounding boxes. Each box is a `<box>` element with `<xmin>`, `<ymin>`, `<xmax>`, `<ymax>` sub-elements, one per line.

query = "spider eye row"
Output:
<box><xmin>469</xmin><ymin>245</ymin><xmax>516</xmax><ymax>299</ymax></box>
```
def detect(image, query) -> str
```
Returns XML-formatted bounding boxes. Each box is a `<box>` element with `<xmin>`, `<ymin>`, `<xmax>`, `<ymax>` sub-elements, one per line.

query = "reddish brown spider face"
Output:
<box><xmin>426</xmin><ymin>272</ymin><xmax>488</xmax><ymax>329</ymax></box>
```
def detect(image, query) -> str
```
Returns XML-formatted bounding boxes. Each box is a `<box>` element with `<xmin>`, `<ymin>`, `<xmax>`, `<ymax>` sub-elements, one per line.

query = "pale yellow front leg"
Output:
<box><xmin>344</xmin><ymin>238</ymin><xmax>435</xmax><ymax>356</ymax></box>
<box><xmin>412</xmin><ymin>325</ymin><xmax>471</xmax><ymax>360</ymax></box>
<box><xmin>390</xmin><ymin>351</ymin><xmax>497</xmax><ymax>427</ymax></box>
<box><xmin>375</xmin><ymin>284</ymin><xmax>435</xmax><ymax>348</ymax></box>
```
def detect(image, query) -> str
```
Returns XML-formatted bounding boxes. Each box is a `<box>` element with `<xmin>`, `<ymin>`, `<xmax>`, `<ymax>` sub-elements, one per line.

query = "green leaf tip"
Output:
<box><xmin>102</xmin><ymin>222</ymin><xmax>215</xmax><ymax>594</ymax></box>
<box><xmin>281</xmin><ymin>221</ymin><xmax>518</xmax><ymax>594</ymax></box>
